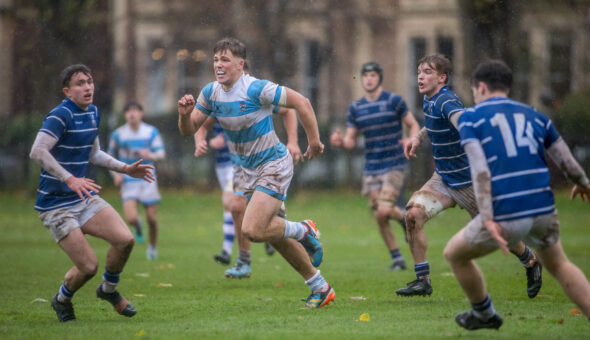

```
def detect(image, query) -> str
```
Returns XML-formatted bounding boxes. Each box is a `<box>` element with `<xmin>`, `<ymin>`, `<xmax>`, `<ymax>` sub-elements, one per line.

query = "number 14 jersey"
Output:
<box><xmin>458</xmin><ymin>97</ymin><xmax>561</xmax><ymax>221</ymax></box>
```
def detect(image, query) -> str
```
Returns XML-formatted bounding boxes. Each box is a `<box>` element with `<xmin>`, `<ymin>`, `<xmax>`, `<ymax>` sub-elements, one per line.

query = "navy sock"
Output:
<box><xmin>414</xmin><ymin>261</ymin><xmax>430</xmax><ymax>282</ymax></box>
<box><xmin>471</xmin><ymin>295</ymin><xmax>496</xmax><ymax>321</ymax></box>
<box><xmin>390</xmin><ymin>248</ymin><xmax>404</xmax><ymax>263</ymax></box>
<box><xmin>518</xmin><ymin>246</ymin><xmax>535</xmax><ymax>267</ymax></box>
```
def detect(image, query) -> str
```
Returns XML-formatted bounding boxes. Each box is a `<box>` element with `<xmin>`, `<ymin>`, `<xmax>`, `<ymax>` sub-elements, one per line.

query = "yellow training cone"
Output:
<box><xmin>359</xmin><ymin>313</ymin><xmax>370</xmax><ymax>322</ymax></box>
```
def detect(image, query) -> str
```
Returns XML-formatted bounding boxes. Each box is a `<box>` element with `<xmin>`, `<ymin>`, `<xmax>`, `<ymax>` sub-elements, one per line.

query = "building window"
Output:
<box><xmin>146</xmin><ymin>41</ymin><xmax>167</xmax><ymax>115</ymax></box>
<box><xmin>437</xmin><ymin>36</ymin><xmax>454</xmax><ymax>89</ymax></box>
<box><xmin>409</xmin><ymin>37</ymin><xmax>426</xmax><ymax>113</ymax></box>
<box><xmin>177</xmin><ymin>44</ymin><xmax>210</xmax><ymax>105</ymax></box>
<box><xmin>303</xmin><ymin>40</ymin><xmax>321</xmax><ymax>109</ymax></box>
<box><xmin>549</xmin><ymin>30</ymin><xmax>572</xmax><ymax>105</ymax></box>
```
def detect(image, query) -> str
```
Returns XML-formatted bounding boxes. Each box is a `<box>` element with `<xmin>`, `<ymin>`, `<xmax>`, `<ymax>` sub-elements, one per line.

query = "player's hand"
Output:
<box><xmin>194</xmin><ymin>140</ymin><xmax>208</xmax><ymax>157</ymax></box>
<box><xmin>125</xmin><ymin>159</ymin><xmax>155</xmax><ymax>182</ymax></box>
<box><xmin>287</xmin><ymin>142</ymin><xmax>303</xmax><ymax>164</ymax></box>
<box><xmin>178</xmin><ymin>94</ymin><xmax>196</xmax><ymax>116</ymax></box>
<box><xmin>209</xmin><ymin>134</ymin><xmax>225</xmax><ymax>150</ymax></box>
<box><xmin>483</xmin><ymin>219</ymin><xmax>509</xmax><ymax>255</ymax></box>
<box><xmin>403</xmin><ymin>136</ymin><xmax>420</xmax><ymax>159</ymax></box>
<box><xmin>65</xmin><ymin>176</ymin><xmax>102</xmax><ymax>200</ymax></box>
<box><xmin>304</xmin><ymin>140</ymin><xmax>324</xmax><ymax>160</ymax></box>
<box><xmin>113</xmin><ymin>174</ymin><xmax>123</xmax><ymax>187</ymax></box>
<box><xmin>570</xmin><ymin>184</ymin><xmax>590</xmax><ymax>203</ymax></box>
<box><xmin>330</xmin><ymin>130</ymin><xmax>343</xmax><ymax>147</ymax></box>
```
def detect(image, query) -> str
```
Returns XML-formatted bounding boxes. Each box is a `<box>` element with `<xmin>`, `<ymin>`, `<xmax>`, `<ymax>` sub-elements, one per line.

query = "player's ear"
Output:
<box><xmin>62</xmin><ymin>86</ymin><xmax>70</xmax><ymax>98</ymax></box>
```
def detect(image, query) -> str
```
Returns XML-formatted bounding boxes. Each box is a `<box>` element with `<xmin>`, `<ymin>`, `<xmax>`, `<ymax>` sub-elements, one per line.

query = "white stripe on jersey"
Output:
<box><xmin>364</xmin><ymin>131</ymin><xmax>402</xmax><ymax>142</ymax></box>
<box><xmin>492</xmin><ymin>186</ymin><xmax>551</xmax><ymax>201</ymax></box>
<box><xmin>433</xmin><ymin>152</ymin><xmax>466</xmax><ymax>160</ymax></box>
<box><xmin>481</xmin><ymin>136</ymin><xmax>493</xmax><ymax>145</ymax></box>
<box><xmin>487</xmin><ymin>156</ymin><xmax>497</xmax><ymax>163</ymax></box>
<box><xmin>366</xmin><ymin>153</ymin><xmax>405</xmax><ymax>164</ymax></box>
<box><xmin>431</xmin><ymin>140</ymin><xmax>460</xmax><ymax>146</ymax></box>
<box><xmin>495</xmin><ymin>205</ymin><xmax>555</xmax><ymax>220</ymax></box>
<box><xmin>48</xmin><ymin>116</ymin><xmax>66</xmax><ymax>127</ymax></box>
<box><xmin>491</xmin><ymin>168</ymin><xmax>548</xmax><ymax>182</ymax></box>
<box><xmin>58</xmin><ymin>161</ymin><xmax>89</xmax><ymax>165</ymax></box>
<box><xmin>35</xmin><ymin>198</ymin><xmax>84</xmax><ymax>211</ymax></box>
<box><xmin>361</xmin><ymin>121</ymin><xmax>399</xmax><ymax>133</ymax></box>
<box><xmin>66</xmin><ymin>128</ymin><xmax>98</xmax><ymax>133</ymax></box>
<box><xmin>40</xmin><ymin>129</ymin><xmax>59</xmax><ymax>139</ymax></box>
<box><xmin>57</xmin><ymin>144</ymin><xmax>93</xmax><ymax>149</ymax></box>
<box><xmin>426</xmin><ymin>127</ymin><xmax>450</xmax><ymax>133</ymax></box>
<box><xmin>437</xmin><ymin>165</ymin><xmax>470</xmax><ymax>174</ymax></box>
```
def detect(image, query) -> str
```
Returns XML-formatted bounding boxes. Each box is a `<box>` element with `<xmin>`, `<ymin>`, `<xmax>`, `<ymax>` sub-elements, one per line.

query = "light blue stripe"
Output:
<box><xmin>210</xmin><ymin>100</ymin><xmax>259</xmax><ymax>117</ymax></box>
<box><xmin>230</xmin><ymin>144</ymin><xmax>287</xmax><ymax>169</ymax></box>
<box><xmin>272</xmin><ymin>86</ymin><xmax>283</xmax><ymax>105</ymax></box>
<box><xmin>256</xmin><ymin>185</ymin><xmax>286</xmax><ymax>201</ymax></box>
<box><xmin>223</xmin><ymin>115</ymin><xmax>273</xmax><ymax>144</ymax></box>
<box><xmin>246</xmin><ymin>79</ymin><xmax>268</xmax><ymax>107</ymax></box>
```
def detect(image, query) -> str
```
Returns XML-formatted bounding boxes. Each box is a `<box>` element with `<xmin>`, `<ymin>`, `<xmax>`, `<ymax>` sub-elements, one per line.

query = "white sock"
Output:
<box><xmin>283</xmin><ymin>220</ymin><xmax>307</xmax><ymax>240</ymax></box>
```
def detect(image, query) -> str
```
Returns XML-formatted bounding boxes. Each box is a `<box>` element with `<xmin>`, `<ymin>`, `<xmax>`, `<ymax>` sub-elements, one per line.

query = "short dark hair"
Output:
<box><xmin>471</xmin><ymin>59</ymin><xmax>512</xmax><ymax>93</ymax></box>
<box><xmin>418</xmin><ymin>54</ymin><xmax>452</xmax><ymax>84</ymax></box>
<box><xmin>243</xmin><ymin>60</ymin><xmax>249</xmax><ymax>72</ymax></box>
<box><xmin>213</xmin><ymin>37</ymin><xmax>246</xmax><ymax>59</ymax></box>
<box><xmin>60</xmin><ymin>64</ymin><xmax>91</xmax><ymax>87</ymax></box>
<box><xmin>123</xmin><ymin>100</ymin><xmax>143</xmax><ymax>112</ymax></box>
<box><xmin>361</xmin><ymin>61</ymin><xmax>383</xmax><ymax>84</ymax></box>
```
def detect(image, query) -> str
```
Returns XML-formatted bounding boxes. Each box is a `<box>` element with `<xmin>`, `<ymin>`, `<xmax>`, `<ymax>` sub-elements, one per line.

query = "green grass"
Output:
<box><xmin>0</xmin><ymin>189</ymin><xmax>589</xmax><ymax>339</ymax></box>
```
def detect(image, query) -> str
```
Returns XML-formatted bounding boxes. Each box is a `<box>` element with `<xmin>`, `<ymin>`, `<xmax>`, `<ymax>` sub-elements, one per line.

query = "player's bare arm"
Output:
<box><xmin>399</xmin><ymin>112</ymin><xmax>420</xmax><ymax>153</ymax></box>
<box><xmin>404</xmin><ymin>127</ymin><xmax>428</xmax><ymax>159</ymax></box>
<box><xmin>193</xmin><ymin>117</ymin><xmax>216</xmax><ymax>157</ymax></box>
<box><xmin>178</xmin><ymin>94</ymin><xmax>208</xmax><ymax>137</ymax></box>
<box><xmin>278</xmin><ymin>107</ymin><xmax>303</xmax><ymax>164</ymax></box>
<box><xmin>546</xmin><ymin>138</ymin><xmax>590</xmax><ymax>203</ymax></box>
<box><xmin>329</xmin><ymin>127</ymin><xmax>358</xmax><ymax>151</ymax></box>
<box><xmin>283</xmin><ymin>87</ymin><xmax>324</xmax><ymax>160</ymax></box>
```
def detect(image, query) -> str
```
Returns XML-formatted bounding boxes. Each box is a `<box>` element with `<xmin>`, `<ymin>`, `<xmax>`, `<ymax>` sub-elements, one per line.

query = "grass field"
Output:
<box><xmin>0</xmin><ymin>188</ymin><xmax>589</xmax><ymax>339</ymax></box>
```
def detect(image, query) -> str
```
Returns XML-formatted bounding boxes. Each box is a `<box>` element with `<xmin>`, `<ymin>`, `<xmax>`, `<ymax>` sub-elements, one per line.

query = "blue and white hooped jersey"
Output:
<box><xmin>34</xmin><ymin>98</ymin><xmax>100</xmax><ymax>212</ymax></box>
<box><xmin>212</xmin><ymin>121</ymin><xmax>232</xmax><ymax>167</ymax></box>
<box><xmin>196</xmin><ymin>73</ymin><xmax>287</xmax><ymax>170</ymax></box>
<box><xmin>423</xmin><ymin>86</ymin><xmax>470</xmax><ymax>188</ymax></box>
<box><xmin>108</xmin><ymin>122</ymin><xmax>164</xmax><ymax>182</ymax></box>
<box><xmin>458</xmin><ymin>96</ymin><xmax>560</xmax><ymax>221</ymax></box>
<box><xmin>347</xmin><ymin>91</ymin><xmax>408</xmax><ymax>176</ymax></box>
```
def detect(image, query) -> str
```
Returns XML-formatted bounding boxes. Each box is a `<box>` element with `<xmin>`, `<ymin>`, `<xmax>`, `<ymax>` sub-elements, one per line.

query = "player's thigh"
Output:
<box><xmin>536</xmin><ymin>240</ymin><xmax>568</xmax><ymax>274</ymax></box>
<box><xmin>58</xmin><ymin>227</ymin><xmax>98</xmax><ymax>271</ymax></box>
<box><xmin>378</xmin><ymin>170</ymin><xmax>405</xmax><ymax>206</ymax></box>
<box><xmin>122</xmin><ymin>200</ymin><xmax>138</xmax><ymax>221</ymax></box>
<box><xmin>407</xmin><ymin>174</ymin><xmax>455</xmax><ymax>220</ymax></box>
<box><xmin>242</xmin><ymin>190</ymin><xmax>283</xmax><ymax>232</ymax></box>
<box><xmin>445</xmin><ymin>217</ymin><xmax>497</xmax><ymax>262</ymax></box>
<box><xmin>82</xmin><ymin>205</ymin><xmax>133</xmax><ymax>246</ymax></box>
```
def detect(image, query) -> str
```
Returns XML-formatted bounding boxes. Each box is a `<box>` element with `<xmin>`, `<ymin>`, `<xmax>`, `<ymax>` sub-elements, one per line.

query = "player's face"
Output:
<box><xmin>124</xmin><ymin>108</ymin><xmax>143</xmax><ymax>127</ymax></box>
<box><xmin>63</xmin><ymin>72</ymin><xmax>94</xmax><ymax>110</ymax></box>
<box><xmin>417</xmin><ymin>63</ymin><xmax>446</xmax><ymax>98</ymax></box>
<box><xmin>214</xmin><ymin>50</ymin><xmax>243</xmax><ymax>90</ymax></box>
<box><xmin>361</xmin><ymin>71</ymin><xmax>380</xmax><ymax>93</ymax></box>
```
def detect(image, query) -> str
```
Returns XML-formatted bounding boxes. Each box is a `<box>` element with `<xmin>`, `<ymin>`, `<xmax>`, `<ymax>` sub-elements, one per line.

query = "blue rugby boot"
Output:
<box><xmin>299</xmin><ymin>220</ymin><xmax>323</xmax><ymax>267</ymax></box>
<box><xmin>305</xmin><ymin>285</ymin><xmax>336</xmax><ymax>308</ymax></box>
<box><xmin>224</xmin><ymin>259</ymin><xmax>251</xmax><ymax>279</ymax></box>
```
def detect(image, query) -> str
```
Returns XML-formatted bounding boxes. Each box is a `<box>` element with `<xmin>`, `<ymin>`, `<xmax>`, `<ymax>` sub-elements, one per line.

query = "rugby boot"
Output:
<box><xmin>224</xmin><ymin>259</ymin><xmax>251</xmax><ymax>279</ymax></box>
<box><xmin>96</xmin><ymin>284</ymin><xmax>136</xmax><ymax>317</ymax></box>
<box><xmin>455</xmin><ymin>310</ymin><xmax>503</xmax><ymax>330</ymax></box>
<box><xmin>51</xmin><ymin>294</ymin><xmax>76</xmax><ymax>322</ymax></box>
<box><xmin>395</xmin><ymin>278</ymin><xmax>432</xmax><ymax>296</ymax></box>
<box><xmin>526</xmin><ymin>258</ymin><xmax>542</xmax><ymax>298</ymax></box>
<box><xmin>213</xmin><ymin>250</ymin><xmax>231</xmax><ymax>265</ymax></box>
<box><xmin>299</xmin><ymin>220</ymin><xmax>323</xmax><ymax>267</ymax></box>
<box><xmin>305</xmin><ymin>285</ymin><xmax>336</xmax><ymax>308</ymax></box>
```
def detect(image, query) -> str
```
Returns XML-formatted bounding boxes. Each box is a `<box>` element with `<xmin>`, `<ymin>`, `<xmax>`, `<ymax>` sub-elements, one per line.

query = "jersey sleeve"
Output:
<box><xmin>108</xmin><ymin>130</ymin><xmax>119</xmax><ymax>155</ymax></box>
<box><xmin>543</xmin><ymin>118</ymin><xmax>561</xmax><ymax>149</ymax></box>
<box><xmin>346</xmin><ymin>104</ymin><xmax>358</xmax><ymax>129</ymax></box>
<box><xmin>196</xmin><ymin>82</ymin><xmax>215</xmax><ymax>116</ymax></box>
<box><xmin>439</xmin><ymin>94</ymin><xmax>465</xmax><ymax>120</ymax></box>
<box><xmin>396</xmin><ymin>97</ymin><xmax>409</xmax><ymax>118</ymax></box>
<box><xmin>39</xmin><ymin>108</ymin><xmax>70</xmax><ymax>141</ymax></box>
<box><xmin>458</xmin><ymin>110</ymin><xmax>480</xmax><ymax>146</ymax></box>
<box><xmin>150</xmin><ymin>127</ymin><xmax>165</xmax><ymax>152</ymax></box>
<box><xmin>247</xmin><ymin>79</ymin><xmax>285</xmax><ymax>107</ymax></box>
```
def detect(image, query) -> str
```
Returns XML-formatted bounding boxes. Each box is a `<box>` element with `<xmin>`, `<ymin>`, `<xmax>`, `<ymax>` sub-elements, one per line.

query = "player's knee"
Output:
<box><xmin>374</xmin><ymin>206</ymin><xmax>390</xmax><ymax>223</ymax></box>
<box><xmin>442</xmin><ymin>243</ymin><xmax>455</xmax><ymax>263</ymax></box>
<box><xmin>80</xmin><ymin>261</ymin><xmax>98</xmax><ymax>279</ymax></box>
<box><xmin>242</xmin><ymin>228</ymin><xmax>263</xmax><ymax>242</ymax></box>
<box><xmin>405</xmin><ymin>207</ymin><xmax>426</xmax><ymax>231</ymax></box>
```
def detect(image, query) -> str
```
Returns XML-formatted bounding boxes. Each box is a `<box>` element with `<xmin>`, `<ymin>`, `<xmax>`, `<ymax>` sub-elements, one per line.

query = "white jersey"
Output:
<box><xmin>195</xmin><ymin>73</ymin><xmax>288</xmax><ymax>171</ymax></box>
<box><xmin>108</xmin><ymin>122</ymin><xmax>164</xmax><ymax>183</ymax></box>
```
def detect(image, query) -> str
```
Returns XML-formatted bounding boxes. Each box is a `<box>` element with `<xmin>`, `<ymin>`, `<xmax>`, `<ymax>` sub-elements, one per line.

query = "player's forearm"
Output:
<box><xmin>283</xmin><ymin>109</ymin><xmax>299</xmax><ymax>145</ymax></box>
<box><xmin>89</xmin><ymin>139</ymin><xmax>127</xmax><ymax>173</ymax></box>
<box><xmin>547</xmin><ymin>138</ymin><xmax>590</xmax><ymax>187</ymax></box>
<box><xmin>465</xmin><ymin>142</ymin><xmax>494</xmax><ymax>221</ymax></box>
<box><xmin>149</xmin><ymin>149</ymin><xmax>165</xmax><ymax>161</ymax></box>
<box><xmin>178</xmin><ymin>113</ymin><xmax>196</xmax><ymax>136</ymax></box>
<box><xmin>29</xmin><ymin>132</ymin><xmax>72</xmax><ymax>182</ymax></box>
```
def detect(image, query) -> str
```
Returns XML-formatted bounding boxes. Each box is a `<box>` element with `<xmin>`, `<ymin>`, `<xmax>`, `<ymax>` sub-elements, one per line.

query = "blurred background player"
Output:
<box><xmin>30</xmin><ymin>64</ymin><xmax>154</xmax><ymax>322</ymax></box>
<box><xmin>398</xmin><ymin>54</ymin><xmax>541</xmax><ymax>297</ymax></box>
<box><xmin>109</xmin><ymin>101</ymin><xmax>165</xmax><ymax>260</ymax></box>
<box><xmin>445</xmin><ymin>59</ymin><xmax>590</xmax><ymax>330</ymax></box>
<box><xmin>331</xmin><ymin>61</ymin><xmax>419</xmax><ymax>270</ymax></box>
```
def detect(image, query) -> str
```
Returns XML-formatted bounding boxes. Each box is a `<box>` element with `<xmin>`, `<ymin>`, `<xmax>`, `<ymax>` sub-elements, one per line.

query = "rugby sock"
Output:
<box><xmin>305</xmin><ymin>270</ymin><xmax>329</xmax><ymax>294</ymax></box>
<box><xmin>471</xmin><ymin>295</ymin><xmax>496</xmax><ymax>321</ymax></box>
<box><xmin>102</xmin><ymin>269</ymin><xmax>120</xmax><ymax>293</ymax></box>
<box><xmin>390</xmin><ymin>248</ymin><xmax>404</xmax><ymax>264</ymax></box>
<box><xmin>517</xmin><ymin>246</ymin><xmax>536</xmax><ymax>267</ymax></box>
<box><xmin>415</xmin><ymin>261</ymin><xmax>430</xmax><ymax>282</ymax></box>
<box><xmin>238</xmin><ymin>250</ymin><xmax>251</xmax><ymax>265</ymax></box>
<box><xmin>222</xmin><ymin>211</ymin><xmax>235</xmax><ymax>255</ymax></box>
<box><xmin>57</xmin><ymin>283</ymin><xmax>74</xmax><ymax>302</ymax></box>
<box><xmin>133</xmin><ymin>219</ymin><xmax>143</xmax><ymax>235</ymax></box>
<box><xmin>283</xmin><ymin>220</ymin><xmax>307</xmax><ymax>241</ymax></box>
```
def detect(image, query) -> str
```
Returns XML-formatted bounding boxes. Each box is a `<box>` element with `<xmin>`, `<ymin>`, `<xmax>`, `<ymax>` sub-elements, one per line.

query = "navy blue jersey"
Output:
<box><xmin>35</xmin><ymin>99</ymin><xmax>100</xmax><ymax>212</ymax></box>
<box><xmin>423</xmin><ymin>86</ymin><xmax>470</xmax><ymax>188</ymax></box>
<box><xmin>347</xmin><ymin>91</ymin><xmax>408</xmax><ymax>176</ymax></box>
<box><xmin>212</xmin><ymin>121</ymin><xmax>232</xmax><ymax>167</ymax></box>
<box><xmin>458</xmin><ymin>97</ymin><xmax>560</xmax><ymax>221</ymax></box>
